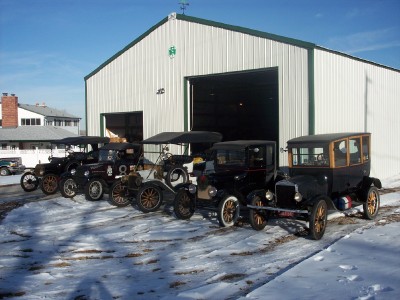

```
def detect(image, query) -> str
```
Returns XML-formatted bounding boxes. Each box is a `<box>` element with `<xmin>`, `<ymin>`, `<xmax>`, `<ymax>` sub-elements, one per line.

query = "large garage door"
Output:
<box><xmin>103</xmin><ymin>112</ymin><xmax>143</xmax><ymax>143</ymax></box>
<box><xmin>189</xmin><ymin>68</ymin><xmax>279</xmax><ymax>142</ymax></box>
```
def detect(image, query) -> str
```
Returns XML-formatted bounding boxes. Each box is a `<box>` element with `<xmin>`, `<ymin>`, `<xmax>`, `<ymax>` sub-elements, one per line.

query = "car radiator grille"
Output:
<box><xmin>276</xmin><ymin>184</ymin><xmax>296</xmax><ymax>209</ymax></box>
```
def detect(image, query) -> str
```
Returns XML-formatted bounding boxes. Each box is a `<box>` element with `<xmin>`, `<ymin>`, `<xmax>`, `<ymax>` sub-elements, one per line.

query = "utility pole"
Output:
<box><xmin>179</xmin><ymin>0</ymin><xmax>189</xmax><ymax>15</ymax></box>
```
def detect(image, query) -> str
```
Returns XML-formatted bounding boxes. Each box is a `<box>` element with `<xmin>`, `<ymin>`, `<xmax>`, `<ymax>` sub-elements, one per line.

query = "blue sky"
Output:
<box><xmin>1</xmin><ymin>0</ymin><xmax>399</xmax><ymax>129</ymax></box>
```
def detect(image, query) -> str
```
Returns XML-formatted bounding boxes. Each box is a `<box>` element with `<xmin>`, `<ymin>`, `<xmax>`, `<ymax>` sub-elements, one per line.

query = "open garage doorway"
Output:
<box><xmin>188</xmin><ymin>68</ymin><xmax>279</xmax><ymax>142</ymax></box>
<box><xmin>103</xmin><ymin>112</ymin><xmax>143</xmax><ymax>143</ymax></box>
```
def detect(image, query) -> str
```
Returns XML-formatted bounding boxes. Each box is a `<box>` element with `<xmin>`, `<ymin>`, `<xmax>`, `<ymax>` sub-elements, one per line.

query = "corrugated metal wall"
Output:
<box><xmin>86</xmin><ymin>14</ymin><xmax>310</xmax><ymax>164</ymax></box>
<box><xmin>314</xmin><ymin>49</ymin><xmax>400</xmax><ymax>179</ymax></box>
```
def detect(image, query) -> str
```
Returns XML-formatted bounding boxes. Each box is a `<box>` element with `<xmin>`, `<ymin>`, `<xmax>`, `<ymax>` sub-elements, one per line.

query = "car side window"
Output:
<box><xmin>349</xmin><ymin>137</ymin><xmax>362</xmax><ymax>165</ymax></box>
<box><xmin>334</xmin><ymin>140</ymin><xmax>347</xmax><ymax>167</ymax></box>
<box><xmin>249</xmin><ymin>146</ymin><xmax>270</xmax><ymax>168</ymax></box>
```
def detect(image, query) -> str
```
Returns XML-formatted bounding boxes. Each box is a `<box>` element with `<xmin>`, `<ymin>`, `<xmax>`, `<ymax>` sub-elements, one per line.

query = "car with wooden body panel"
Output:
<box><xmin>247</xmin><ymin>132</ymin><xmax>381</xmax><ymax>240</ymax></box>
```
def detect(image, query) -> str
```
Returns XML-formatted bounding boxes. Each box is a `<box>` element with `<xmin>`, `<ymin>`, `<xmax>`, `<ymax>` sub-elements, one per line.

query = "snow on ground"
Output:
<box><xmin>0</xmin><ymin>174</ymin><xmax>399</xmax><ymax>300</ymax></box>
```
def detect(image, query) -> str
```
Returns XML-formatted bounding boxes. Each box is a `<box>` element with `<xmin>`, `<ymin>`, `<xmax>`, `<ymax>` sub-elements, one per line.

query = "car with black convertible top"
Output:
<box><xmin>20</xmin><ymin>136</ymin><xmax>109</xmax><ymax>194</ymax></box>
<box><xmin>247</xmin><ymin>132</ymin><xmax>381</xmax><ymax>240</ymax></box>
<box><xmin>173</xmin><ymin>140</ymin><xmax>282</xmax><ymax>227</ymax></box>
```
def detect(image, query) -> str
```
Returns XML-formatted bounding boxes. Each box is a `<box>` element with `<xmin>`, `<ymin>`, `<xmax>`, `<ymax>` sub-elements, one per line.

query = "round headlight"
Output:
<box><xmin>265</xmin><ymin>190</ymin><xmax>274</xmax><ymax>201</ymax></box>
<box><xmin>70</xmin><ymin>169</ymin><xmax>76</xmax><ymax>175</ymax></box>
<box><xmin>208</xmin><ymin>186</ymin><xmax>217</xmax><ymax>197</ymax></box>
<box><xmin>294</xmin><ymin>192</ymin><xmax>303</xmax><ymax>202</ymax></box>
<box><xmin>84</xmin><ymin>170</ymin><xmax>90</xmax><ymax>177</ymax></box>
<box><xmin>188</xmin><ymin>184</ymin><xmax>197</xmax><ymax>194</ymax></box>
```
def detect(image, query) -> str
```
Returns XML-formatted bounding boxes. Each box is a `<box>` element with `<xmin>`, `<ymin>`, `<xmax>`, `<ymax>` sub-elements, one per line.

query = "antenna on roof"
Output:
<box><xmin>179</xmin><ymin>0</ymin><xmax>189</xmax><ymax>15</ymax></box>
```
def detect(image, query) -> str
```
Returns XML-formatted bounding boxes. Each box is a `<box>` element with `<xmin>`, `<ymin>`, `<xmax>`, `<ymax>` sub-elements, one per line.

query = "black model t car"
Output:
<box><xmin>173</xmin><ymin>140</ymin><xmax>280</xmax><ymax>227</ymax></box>
<box><xmin>20</xmin><ymin>136</ymin><xmax>110</xmax><ymax>194</ymax></box>
<box><xmin>59</xmin><ymin>142</ymin><xmax>142</xmax><ymax>201</ymax></box>
<box><xmin>108</xmin><ymin>131</ymin><xmax>222</xmax><ymax>209</ymax></box>
<box><xmin>248</xmin><ymin>132</ymin><xmax>381</xmax><ymax>240</ymax></box>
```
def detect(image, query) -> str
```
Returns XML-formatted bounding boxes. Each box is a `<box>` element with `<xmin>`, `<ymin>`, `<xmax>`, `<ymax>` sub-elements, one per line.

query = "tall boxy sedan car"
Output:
<box><xmin>59</xmin><ymin>142</ymin><xmax>142</xmax><ymax>201</ymax></box>
<box><xmin>248</xmin><ymin>132</ymin><xmax>381</xmax><ymax>240</ymax></box>
<box><xmin>20</xmin><ymin>136</ymin><xmax>110</xmax><ymax>194</ymax></box>
<box><xmin>173</xmin><ymin>140</ymin><xmax>281</xmax><ymax>227</ymax></box>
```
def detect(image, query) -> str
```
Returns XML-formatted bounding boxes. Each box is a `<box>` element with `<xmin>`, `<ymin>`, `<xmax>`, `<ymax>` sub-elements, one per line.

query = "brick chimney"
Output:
<box><xmin>1</xmin><ymin>93</ymin><xmax>19</xmax><ymax>128</ymax></box>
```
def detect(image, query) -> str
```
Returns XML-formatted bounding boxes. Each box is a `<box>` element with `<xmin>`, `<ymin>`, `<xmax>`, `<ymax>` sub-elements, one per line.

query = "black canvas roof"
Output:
<box><xmin>100</xmin><ymin>142</ymin><xmax>141</xmax><ymax>151</ymax></box>
<box><xmin>53</xmin><ymin>136</ymin><xmax>110</xmax><ymax>145</ymax></box>
<box><xmin>287</xmin><ymin>132</ymin><xmax>370</xmax><ymax>146</ymax></box>
<box><xmin>211</xmin><ymin>140</ymin><xmax>276</xmax><ymax>150</ymax></box>
<box><xmin>141</xmin><ymin>131</ymin><xmax>223</xmax><ymax>145</ymax></box>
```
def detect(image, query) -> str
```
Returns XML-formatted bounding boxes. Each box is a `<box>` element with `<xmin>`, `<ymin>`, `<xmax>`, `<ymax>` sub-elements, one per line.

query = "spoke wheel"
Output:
<box><xmin>40</xmin><ymin>173</ymin><xmax>59</xmax><ymax>195</ymax></box>
<box><xmin>20</xmin><ymin>172</ymin><xmax>39</xmax><ymax>192</ymax></box>
<box><xmin>309</xmin><ymin>198</ymin><xmax>328</xmax><ymax>240</ymax></box>
<box><xmin>59</xmin><ymin>178</ymin><xmax>77</xmax><ymax>198</ymax></box>
<box><xmin>109</xmin><ymin>180</ymin><xmax>131</xmax><ymax>207</ymax></box>
<box><xmin>173</xmin><ymin>190</ymin><xmax>195</xmax><ymax>220</ymax></box>
<box><xmin>137</xmin><ymin>185</ymin><xmax>163</xmax><ymax>213</ymax></box>
<box><xmin>363</xmin><ymin>186</ymin><xmax>380</xmax><ymax>220</ymax></box>
<box><xmin>217</xmin><ymin>195</ymin><xmax>240</xmax><ymax>227</ymax></box>
<box><xmin>249</xmin><ymin>195</ymin><xmax>269</xmax><ymax>231</ymax></box>
<box><xmin>84</xmin><ymin>179</ymin><xmax>104</xmax><ymax>201</ymax></box>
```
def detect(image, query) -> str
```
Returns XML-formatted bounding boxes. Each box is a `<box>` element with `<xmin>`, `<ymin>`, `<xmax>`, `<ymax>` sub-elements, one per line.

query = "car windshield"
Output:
<box><xmin>215</xmin><ymin>149</ymin><xmax>246</xmax><ymax>167</ymax></box>
<box><xmin>291</xmin><ymin>146</ymin><xmax>329</xmax><ymax>167</ymax></box>
<box><xmin>99</xmin><ymin>149</ymin><xmax>118</xmax><ymax>162</ymax></box>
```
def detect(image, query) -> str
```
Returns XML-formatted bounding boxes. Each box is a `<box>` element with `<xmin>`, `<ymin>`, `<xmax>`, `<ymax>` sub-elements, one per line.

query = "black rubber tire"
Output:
<box><xmin>84</xmin><ymin>179</ymin><xmax>104</xmax><ymax>201</ymax></box>
<box><xmin>136</xmin><ymin>184</ymin><xmax>163</xmax><ymax>213</ymax></box>
<box><xmin>217</xmin><ymin>195</ymin><xmax>240</xmax><ymax>227</ymax></box>
<box><xmin>249</xmin><ymin>195</ymin><xmax>269</xmax><ymax>231</ymax></box>
<box><xmin>363</xmin><ymin>186</ymin><xmax>380</xmax><ymax>220</ymax></box>
<box><xmin>165</xmin><ymin>166</ymin><xmax>189</xmax><ymax>189</ymax></box>
<box><xmin>0</xmin><ymin>167</ymin><xmax>11</xmax><ymax>176</ymax></box>
<box><xmin>109</xmin><ymin>180</ymin><xmax>131</xmax><ymax>207</ymax></box>
<box><xmin>20</xmin><ymin>172</ymin><xmax>39</xmax><ymax>192</ymax></box>
<box><xmin>59</xmin><ymin>177</ymin><xmax>77</xmax><ymax>198</ymax></box>
<box><xmin>173</xmin><ymin>190</ymin><xmax>195</xmax><ymax>220</ymax></box>
<box><xmin>309</xmin><ymin>198</ymin><xmax>328</xmax><ymax>240</ymax></box>
<box><xmin>40</xmin><ymin>173</ymin><xmax>59</xmax><ymax>195</ymax></box>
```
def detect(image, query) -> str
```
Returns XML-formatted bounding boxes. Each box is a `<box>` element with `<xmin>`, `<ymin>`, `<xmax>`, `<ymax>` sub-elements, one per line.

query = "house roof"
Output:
<box><xmin>19</xmin><ymin>103</ymin><xmax>80</xmax><ymax>119</ymax></box>
<box><xmin>0</xmin><ymin>126</ymin><xmax>79</xmax><ymax>142</ymax></box>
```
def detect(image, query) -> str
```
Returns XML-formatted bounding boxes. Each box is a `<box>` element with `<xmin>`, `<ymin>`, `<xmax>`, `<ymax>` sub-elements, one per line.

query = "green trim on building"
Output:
<box><xmin>100</xmin><ymin>113</ymin><xmax>104</xmax><ymax>137</ymax></box>
<box><xmin>183</xmin><ymin>78</ymin><xmax>189</xmax><ymax>131</ymax></box>
<box><xmin>176</xmin><ymin>14</ymin><xmax>315</xmax><ymax>50</ymax></box>
<box><xmin>308</xmin><ymin>49</ymin><xmax>315</xmax><ymax>135</ymax></box>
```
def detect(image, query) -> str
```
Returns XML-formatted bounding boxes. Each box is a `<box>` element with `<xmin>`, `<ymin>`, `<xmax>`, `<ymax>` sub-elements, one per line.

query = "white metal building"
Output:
<box><xmin>85</xmin><ymin>13</ymin><xmax>400</xmax><ymax>180</ymax></box>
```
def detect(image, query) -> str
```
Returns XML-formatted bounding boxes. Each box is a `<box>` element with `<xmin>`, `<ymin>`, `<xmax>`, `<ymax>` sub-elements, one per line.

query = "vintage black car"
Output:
<box><xmin>247</xmin><ymin>132</ymin><xmax>381</xmax><ymax>240</ymax></box>
<box><xmin>173</xmin><ymin>140</ymin><xmax>281</xmax><ymax>227</ymax></box>
<box><xmin>20</xmin><ymin>136</ymin><xmax>109</xmax><ymax>194</ymax></box>
<box><xmin>108</xmin><ymin>131</ymin><xmax>222</xmax><ymax>210</ymax></box>
<box><xmin>59</xmin><ymin>142</ymin><xmax>142</xmax><ymax>201</ymax></box>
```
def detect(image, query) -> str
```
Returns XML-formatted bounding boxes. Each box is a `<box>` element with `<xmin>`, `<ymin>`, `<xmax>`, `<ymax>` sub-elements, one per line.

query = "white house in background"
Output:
<box><xmin>0</xmin><ymin>93</ymin><xmax>80</xmax><ymax>150</ymax></box>
<box><xmin>0</xmin><ymin>93</ymin><xmax>81</xmax><ymax>135</ymax></box>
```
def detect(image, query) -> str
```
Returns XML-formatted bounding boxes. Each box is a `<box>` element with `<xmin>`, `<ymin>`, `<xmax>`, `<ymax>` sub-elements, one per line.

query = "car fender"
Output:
<box><xmin>302</xmin><ymin>195</ymin><xmax>336</xmax><ymax>211</ymax></box>
<box><xmin>246</xmin><ymin>189</ymin><xmax>266</xmax><ymax>204</ymax></box>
